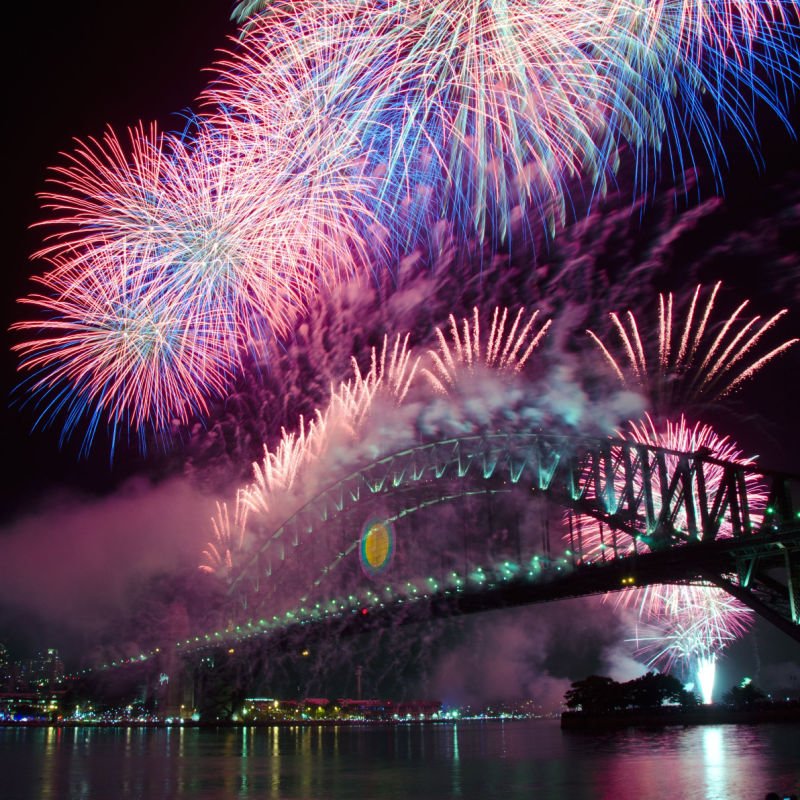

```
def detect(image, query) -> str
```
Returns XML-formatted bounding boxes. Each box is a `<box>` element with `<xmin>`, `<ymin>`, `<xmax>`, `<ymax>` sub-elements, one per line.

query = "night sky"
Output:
<box><xmin>1</xmin><ymin>2</ymin><xmax>799</xmax><ymax>695</ymax></box>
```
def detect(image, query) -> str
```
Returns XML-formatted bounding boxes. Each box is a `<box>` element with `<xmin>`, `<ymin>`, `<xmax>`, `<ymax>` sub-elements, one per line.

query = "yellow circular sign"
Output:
<box><xmin>361</xmin><ymin>521</ymin><xmax>393</xmax><ymax>574</ymax></box>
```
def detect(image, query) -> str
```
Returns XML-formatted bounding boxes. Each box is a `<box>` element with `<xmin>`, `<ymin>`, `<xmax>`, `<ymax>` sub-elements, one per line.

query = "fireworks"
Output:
<box><xmin>200</xmin><ymin>500</ymin><xmax>248</xmax><ymax>577</ymax></box>
<box><xmin>230</xmin><ymin>0</ymin><xmax>800</xmax><ymax>243</ymax></box>
<box><xmin>203</xmin><ymin>333</ymin><xmax>420</xmax><ymax>575</ymax></box>
<box><xmin>16</xmin><ymin>0</ymin><xmax>800</xmax><ymax>446</ymax></box>
<box><xmin>574</xmin><ymin>414</ymin><xmax>767</xmax><ymax>607</ymax></box>
<box><xmin>203</xmin><ymin>305</ymin><xmax>553</xmax><ymax>575</ymax></box>
<box><xmin>629</xmin><ymin>589</ymin><xmax>755</xmax><ymax>703</ymax></box>
<box><xmin>223</xmin><ymin>0</ymin><xmax>614</xmax><ymax>243</ymax></box>
<box><xmin>13</xmin><ymin>244</ymin><xmax>239</xmax><ymax>453</ymax></box>
<box><xmin>11</xmin><ymin>0</ymin><xmax>800</xmax><ymax>685</ymax></box>
<box><xmin>567</xmin><ymin>414</ymin><xmax>765</xmax><ymax>696</ymax></box>
<box><xmin>17</xmin><ymin>91</ymin><xmax>382</xmax><ymax>447</ymax></box>
<box><xmin>423</xmin><ymin>307</ymin><xmax>551</xmax><ymax>393</ymax></box>
<box><xmin>587</xmin><ymin>283</ymin><xmax>799</xmax><ymax>412</ymax></box>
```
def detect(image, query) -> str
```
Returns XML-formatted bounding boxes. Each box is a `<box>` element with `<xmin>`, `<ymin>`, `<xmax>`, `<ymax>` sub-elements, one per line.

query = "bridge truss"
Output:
<box><xmin>226</xmin><ymin>433</ymin><xmax>800</xmax><ymax>642</ymax></box>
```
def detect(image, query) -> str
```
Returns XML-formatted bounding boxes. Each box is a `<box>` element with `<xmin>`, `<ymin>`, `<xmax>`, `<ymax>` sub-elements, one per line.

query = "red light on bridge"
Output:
<box><xmin>361</xmin><ymin>608</ymin><xmax>369</xmax><ymax>616</ymax></box>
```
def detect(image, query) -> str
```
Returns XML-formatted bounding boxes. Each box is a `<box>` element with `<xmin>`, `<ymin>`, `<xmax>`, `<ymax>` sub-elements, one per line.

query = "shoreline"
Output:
<box><xmin>0</xmin><ymin>717</ymin><xmax>534</xmax><ymax>729</ymax></box>
<box><xmin>561</xmin><ymin>704</ymin><xmax>800</xmax><ymax>730</ymax></box>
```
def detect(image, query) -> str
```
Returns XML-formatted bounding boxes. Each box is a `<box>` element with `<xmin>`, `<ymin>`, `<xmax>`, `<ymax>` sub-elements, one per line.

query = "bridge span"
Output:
<box><xmin>78</xmin><ymin>432</ymin><xmax>800</xmax><ymax>691</ymax></box>
<box><xmin>223</xmin><ymin>433</ymin><xmax>800</xmax><ymax>645</ymax></box>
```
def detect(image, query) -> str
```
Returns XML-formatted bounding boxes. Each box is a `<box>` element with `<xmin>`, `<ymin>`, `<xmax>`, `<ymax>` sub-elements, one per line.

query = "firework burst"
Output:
<box><xmin>12</xmin><ymin>245</ymin><xmax>239</xmax><ymax>453</ymax></box>
<box><xmin>17</xmin><ymin>79</ymin><xmax>383</xmax><ymax>448</ymax></box>
<box><xmin>230</xmin><ymin>0</ymin><xmax>800</xmax><ymax>244</ymax></box>
<box><xmin>587</xmin><ymin>283</ymin><xmax>798</xmax><ymax>413</ymax></box>
<box><xmin>423</xmin><ymin>306</ymin><xmax>551</xmax><ymax>393</ymax></box>
<box><xmin>629</xmin><ymin>589</ymin><xmax>755</xmax><ymax>703</ymax></box>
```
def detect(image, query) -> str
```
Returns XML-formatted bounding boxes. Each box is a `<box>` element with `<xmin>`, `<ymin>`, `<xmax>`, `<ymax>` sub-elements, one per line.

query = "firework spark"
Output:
<box><xmin>587</xmin><ymin>283</ymin><xmax>798</xmax><ymax>412</ymax></box>
<box><xmin>230</xmin><ymin>0</ymin><xmax>800</xmax><ymax>244</ymax></box>
<box><xmin>423</xmin><ymin>306</ymin><xmax>551</xmax><ymax>393</ymax></box>
<box><xmin>629</xmin><ymin>589</ymin><xmax>755</xmax><ymax>703</ymax></box>
<box><xmin>200</xmin><ymin>500</ymin><xmax>248</xmax><ymax>577</ymax></box>
<box><xmin>203</xmin><ymin>333</ymin><xmax>419</xmax><ymax>575</ymax></box>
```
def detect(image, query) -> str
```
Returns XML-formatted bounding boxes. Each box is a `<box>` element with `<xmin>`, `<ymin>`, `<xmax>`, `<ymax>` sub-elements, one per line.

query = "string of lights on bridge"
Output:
<box><xmin>66</xmin><ymin>497</ymin><xmax>798</xmax><ymax>679</ymax></box>
<box><xmin>69</xmin><ymin>552</ymin><xmax>597</xmax><ymax>677</ymax></box>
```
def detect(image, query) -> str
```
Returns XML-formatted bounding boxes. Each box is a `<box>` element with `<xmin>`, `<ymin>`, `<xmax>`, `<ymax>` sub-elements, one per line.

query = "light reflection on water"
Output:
<box><xmin>1</xmin><ymin>720</ymin><xmax>798</xmax><ymax>800</ymax></box>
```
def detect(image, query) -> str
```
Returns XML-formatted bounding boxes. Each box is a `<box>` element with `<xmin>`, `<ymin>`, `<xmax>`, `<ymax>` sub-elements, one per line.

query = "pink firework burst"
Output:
<box><xmin>13</xmin><ymin>245</ymin><xmax>239</xmax><ymax>452</ymax></box>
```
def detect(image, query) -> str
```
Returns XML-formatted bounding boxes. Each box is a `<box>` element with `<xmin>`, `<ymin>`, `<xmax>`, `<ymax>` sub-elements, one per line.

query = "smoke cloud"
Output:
<box><xmin>0</xmin><ymin>477</ymin><xmax>215</xmax><ymax>653</ymax></box>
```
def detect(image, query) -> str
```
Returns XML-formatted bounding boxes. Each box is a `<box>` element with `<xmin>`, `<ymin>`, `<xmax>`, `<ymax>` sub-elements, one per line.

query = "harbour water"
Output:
<box><xmin>1</xmin><ymin>719</ymin><xmax>798</xmax><ymax>799</ymax></box>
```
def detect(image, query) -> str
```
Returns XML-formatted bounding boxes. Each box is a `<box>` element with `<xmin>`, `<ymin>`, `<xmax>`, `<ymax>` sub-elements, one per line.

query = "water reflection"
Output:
<box><xmin>2</xmin><ymin>720</ymin><xmax>797</xmax><ymax>800</ymax></box>
<box><xmin>701</xmin><ymin>727</ymin><xmax>726</xmax><ymax>800</ymax></box>
<box><xmin>451</xmin><ymin>725</ymin><xmax>462</xmax><ymax>799</ymax></box>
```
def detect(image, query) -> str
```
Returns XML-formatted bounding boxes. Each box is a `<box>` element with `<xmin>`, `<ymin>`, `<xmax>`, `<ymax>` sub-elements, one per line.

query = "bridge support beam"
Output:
<box><xmin>785</xmin><ymin>547</ymin><xmax>800</xmax><ymax>625</ymax></box>
<box><xmin>702</xmin><ymin>570</ymin><xmax>800</xmax><ymax>645</ymax></box>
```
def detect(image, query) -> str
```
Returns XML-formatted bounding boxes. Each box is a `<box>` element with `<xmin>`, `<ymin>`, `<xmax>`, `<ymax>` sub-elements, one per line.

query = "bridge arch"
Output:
<box><xmin>227</xmin><ymin>433</ymin><xmax>800</xmax><ymax>641</ymax></box>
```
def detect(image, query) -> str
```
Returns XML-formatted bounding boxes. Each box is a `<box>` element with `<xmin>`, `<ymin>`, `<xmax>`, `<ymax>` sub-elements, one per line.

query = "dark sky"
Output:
<box><xmin>1</xmin><ymin>2</ymin><xmax>799</xmax><ymax>685</ymax></box>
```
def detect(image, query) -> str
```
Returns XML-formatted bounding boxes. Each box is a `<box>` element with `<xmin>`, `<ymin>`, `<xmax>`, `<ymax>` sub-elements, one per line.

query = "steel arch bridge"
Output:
<box><xmin>222</xmin><ymin>432</ymin><xmax>800</xmax><ymax>647</ymax></box>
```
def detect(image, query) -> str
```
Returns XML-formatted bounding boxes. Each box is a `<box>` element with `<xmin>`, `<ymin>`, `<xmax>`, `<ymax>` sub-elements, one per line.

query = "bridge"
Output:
<box><xmin>223</xmin><ymin>433</ymin><xmax>800</xmax><ymax>644</ymax></box>
<box><xmin>81</xmin><ymin>432</ymin><xmax>800</xmax><ymax>708</ymax></box>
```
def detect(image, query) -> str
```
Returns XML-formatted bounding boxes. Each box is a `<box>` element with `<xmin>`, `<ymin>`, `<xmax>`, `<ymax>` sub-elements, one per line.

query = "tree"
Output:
<box><xmin>564</xmin><ymin>675</ymin><xmax>624</xmax><ymax>713</ymax></box>
<box><xmin>624</xmin><ymin>672</ymin><xmax>686</xmax><ymax>709</ymax></box>
<box><xmin>723</xmin><ymin>682</ymin><xmax>768</xmax><ymax>708</ymax></box>
<box><xmin>564</xmin><ymin>672</ymin><xmax>699</xmax><ymax>714</ymax></box>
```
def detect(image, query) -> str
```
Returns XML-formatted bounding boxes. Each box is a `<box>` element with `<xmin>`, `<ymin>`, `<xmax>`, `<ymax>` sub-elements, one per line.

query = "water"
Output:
<box><xmin>1</xmin><ymin>720</ymin><xmax>798</xmax><ymax>800</ymax></box>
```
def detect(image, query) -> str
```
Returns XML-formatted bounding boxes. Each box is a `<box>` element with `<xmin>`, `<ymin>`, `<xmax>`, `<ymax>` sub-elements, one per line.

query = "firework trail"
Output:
<box><xmin>423</xmin><ymin>306</ymin><xmax>551</xmax><ymax>393</ymax></box>
<box><xmin>221</xmin><ymin>0</ymin><xmax>613</xmax><ymax>245</ymax></box>
<box><xmin>200</xmin><ymin>500</ymin><xmax>248</xmax><ymax>579</ymax></box>
<box><xmin>229</xmin><ymin>0</ymin><xmax>800</xmax><ymax>245</ymax></box>
<box><xmin>200</xmin><ymin>333</ymin><xmax>420</xmax><ymax>575</ymax></box>
<box><xmin>587</xmin><ymin>282</ymin><xmax>798</xmax><ymax>414</ymax></box>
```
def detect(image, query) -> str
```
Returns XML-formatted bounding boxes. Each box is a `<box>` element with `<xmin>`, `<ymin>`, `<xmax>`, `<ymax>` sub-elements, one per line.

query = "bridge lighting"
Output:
<box><xmin>361</xmin><ymin>608</ymin><xmax>369</xmax><ymax>615</ymax></box>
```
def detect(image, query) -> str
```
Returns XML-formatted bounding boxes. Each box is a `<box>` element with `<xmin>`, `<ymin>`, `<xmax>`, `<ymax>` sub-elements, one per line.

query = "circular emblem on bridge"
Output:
<box><xmin>360</xmin><ymin>519</ymin><xmax>394</xmax><ymax>576</ymax></box>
